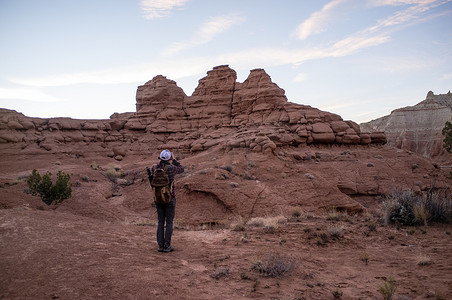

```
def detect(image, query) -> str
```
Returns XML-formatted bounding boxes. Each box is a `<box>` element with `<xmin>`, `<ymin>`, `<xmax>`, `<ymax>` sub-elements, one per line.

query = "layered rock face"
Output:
<box><xmin>360</xmin><ymin>91</ymin><xmax>452</xmax><ymax>158</ymax></box>
<box><xmin>2</xmin><ymin>66</ymin><xmax>451</xmax><ymax>225</ymax></box>
<box><xmin>122</xmin><ymin>65</ymin><xmax>385</xmax><ymax>154</ymax></box>
<box><xmin>0</xmin><ymin>65</ymin><xmax>385</xmax><ymax>158</ymax></box>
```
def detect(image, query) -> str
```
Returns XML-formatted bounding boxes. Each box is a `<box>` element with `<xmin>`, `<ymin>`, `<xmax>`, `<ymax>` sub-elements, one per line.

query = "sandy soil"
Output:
<box><xmin>1</xmin><ymin>204</ymin><xmax>451</xmax><ymax>300</ymax></box>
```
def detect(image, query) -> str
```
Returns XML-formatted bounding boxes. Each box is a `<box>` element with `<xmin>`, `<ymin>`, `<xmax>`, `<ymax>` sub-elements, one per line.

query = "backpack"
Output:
<box><xmin>150</xmin><ymin>165</ymin><xmax>172</xmax><ymax>205</ymax></box>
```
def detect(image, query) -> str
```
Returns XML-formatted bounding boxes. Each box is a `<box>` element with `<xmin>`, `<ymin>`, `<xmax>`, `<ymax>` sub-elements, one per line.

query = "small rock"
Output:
<box><xmin>367</xmin><ymin>163</ymin><xmax>374</xmax><ymax>167</ymax></box>
<box><xmin>305</xmin><ymin>173</ymin><xmax>315</xmax><ymax>180</ymax></box>
<box><xmin>293</xmin><ymin>154</ymin><xmax>303</xmax><ymax>160</ymax></box>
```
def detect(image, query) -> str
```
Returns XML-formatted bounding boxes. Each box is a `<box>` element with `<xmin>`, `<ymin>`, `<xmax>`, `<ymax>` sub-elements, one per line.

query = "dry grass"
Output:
<box><xmin>416</xmin><ymin>253</ymin><xmax>432</xmax><ymax>266</ymax></box>
<box><xmin>290</xmin><ymin>206</ymin><xmax>302</xmax><ymax>218</ymax></box>
<box><xmin>327</xmin><ymin>225</ymin><xmax>343</xmax><ymax>238</ymax></box>
<box><xmin>246</xmin><ymin>216</ymin><xmax>287</xmax><ymax>232</ymax></box>
<box><xmin>230</xmin><ymin>216</ymin><xmax>246</xmax><ymax>231</ymax></box>
<box><xmin>105</xmin><ymin>164</ymin><xmax>125</xmax><ymax>182</ymax></box>
<box><xmin>378</xmin><ymin>276</ymin><xmax>396</xmax><ymax>300</ymax></box>
<box><xmin>252</xmin><ymin>252</ymin><xmax>296</xmax><ymax>278</ymax></box>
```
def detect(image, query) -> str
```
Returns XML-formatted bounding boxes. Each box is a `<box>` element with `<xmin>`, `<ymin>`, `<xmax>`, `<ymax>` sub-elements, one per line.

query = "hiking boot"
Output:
<box><xmin>163</xmin><ymin>245</ymin><xmax>174</xmax><ymax>253</ymax></box>
<box><xmin>157</xmin><ymin>244</ymin><xmax>164</xmax><ymax>252</ymax></box>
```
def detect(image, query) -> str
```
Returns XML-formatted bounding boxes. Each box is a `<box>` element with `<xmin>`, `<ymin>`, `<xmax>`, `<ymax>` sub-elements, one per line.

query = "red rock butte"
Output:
<box><xmin>0</xmin><ymin>65</ymin><xmax>449</xmax><ymax>222</ymax></box>
<box><xmin>0</xmin><ymin>65</ymin><xmax>386</xmax><ymax>156</ymax></box>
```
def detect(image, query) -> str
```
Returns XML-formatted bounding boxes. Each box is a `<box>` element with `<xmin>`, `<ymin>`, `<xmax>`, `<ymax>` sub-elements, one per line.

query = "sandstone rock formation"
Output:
<box><xmin>360</xmin><ymin>91</ymin><xmax>452</xmax><ymax>159</ymax></box>
<box><xmin>0</xmin><ymin>65</ymin><xmax>385</xmax><ymax>156</ymax></box>
<box><xmin>1</xmin><ymin>65</ymin><xmax>450</xmax><ymax>225</ymax></box>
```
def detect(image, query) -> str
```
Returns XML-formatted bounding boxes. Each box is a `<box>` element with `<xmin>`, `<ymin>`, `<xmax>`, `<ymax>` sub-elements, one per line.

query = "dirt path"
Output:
<box><xmin>1</xmin><ymin>209</ymin><xmax>451</xmax><ymax>299</ymax></box>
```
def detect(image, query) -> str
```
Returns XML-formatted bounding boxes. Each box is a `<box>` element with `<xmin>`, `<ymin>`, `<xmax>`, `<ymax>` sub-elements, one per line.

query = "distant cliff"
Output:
<box><xmin>360</xmin><ymin>91</ymin><xmax>452</xmax><ymax>158</ymax></box>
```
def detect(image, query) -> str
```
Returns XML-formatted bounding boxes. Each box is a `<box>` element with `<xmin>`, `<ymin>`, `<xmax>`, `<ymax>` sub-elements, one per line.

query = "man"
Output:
<box><xmin>146</xmin><ymin>149</ymin><xmax>184</xmax><ymax>253</ymax></box>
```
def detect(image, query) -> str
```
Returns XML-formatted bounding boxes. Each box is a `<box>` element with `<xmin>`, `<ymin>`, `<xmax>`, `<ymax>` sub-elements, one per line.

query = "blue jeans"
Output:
<box><xmin>156</xmin><ymin>198</ymin><xmax>175</xmax><ymax>247</ymax></box>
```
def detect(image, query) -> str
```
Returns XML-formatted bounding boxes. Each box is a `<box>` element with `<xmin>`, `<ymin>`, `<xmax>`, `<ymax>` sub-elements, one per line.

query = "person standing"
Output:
<box><xmin>146</xmin><ymin>149</ymin><xmax>184</xmax><ymax>252</ymax></box>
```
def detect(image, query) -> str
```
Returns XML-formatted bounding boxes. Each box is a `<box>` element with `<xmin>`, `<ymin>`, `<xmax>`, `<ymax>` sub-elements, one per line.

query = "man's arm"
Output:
<box><xmin>146</xmin><ymin>166</ymin><xmax>153</xmax><ymax>184</ymax></box>
<box><xmin>171</xmin><ymin>159</ymin><xmax>184</xmax><ymax>175</ymax></box>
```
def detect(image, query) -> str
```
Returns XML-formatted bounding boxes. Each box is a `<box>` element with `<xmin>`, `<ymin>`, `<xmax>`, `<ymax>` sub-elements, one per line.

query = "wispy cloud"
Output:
<box><xmin>293</xmin><ymin>73</ymin><xmax>308</xmax><ymax>82</ymax></box>
<box><xmin>0</xmin><ymin>87</ymin><xmax>63</xmax><ymax>102</ymax></box>
<box><xmin>163</xmin><ymin>13</ymin><xmax>245</xmax><ymax>56</ymax></box>
<box><xmin>8</xmin><ymin>1</ymin><xmax>449</xmax><ymax>88</ymax></box>
<box><xmin>293</xmin><ymin>0</ymin><xmax>351</xmax><ymax>40</ymax></box>
<box><xmin>140</xmin><ymin>0</ymin><xmax>189</xmax><ymax>19</ymax></box>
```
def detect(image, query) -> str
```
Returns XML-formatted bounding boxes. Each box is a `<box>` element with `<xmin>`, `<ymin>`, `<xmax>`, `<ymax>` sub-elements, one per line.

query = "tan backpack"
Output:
<box><xmin>150</xmin><ymin>165</ymin><xmax>172</xmax><ymax>205</ymax></box>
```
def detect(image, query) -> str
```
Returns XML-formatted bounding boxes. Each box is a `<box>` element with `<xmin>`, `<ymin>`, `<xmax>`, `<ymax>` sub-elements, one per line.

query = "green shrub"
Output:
<box><xmin>378</xmin><ymin>276</ymin><xmax>396</xmax><ymax>300</ymax></box>
<box><xmin>27</xmin><ymin>169</ymin><xmax>72</xmax><ymax>205</ymax></box>
<box><xmin>442</xmin><ymin>121</ymin><xmax>452</xmax><ymax>153</ymax></box>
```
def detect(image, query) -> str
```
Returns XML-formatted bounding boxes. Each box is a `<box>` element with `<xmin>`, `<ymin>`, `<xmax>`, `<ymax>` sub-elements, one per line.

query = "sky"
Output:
<box><xmin>0</xmin><ymin>0</ymin><xmax>451</xmax><ymax>123</ymax></box>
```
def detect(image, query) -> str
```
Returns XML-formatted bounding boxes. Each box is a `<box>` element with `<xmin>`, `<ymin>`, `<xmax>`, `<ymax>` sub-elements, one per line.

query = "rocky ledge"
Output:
<box><xmin>0</xmin><ymin>65</ymin><xmax>385</xmax><ymax>159</ymax></box>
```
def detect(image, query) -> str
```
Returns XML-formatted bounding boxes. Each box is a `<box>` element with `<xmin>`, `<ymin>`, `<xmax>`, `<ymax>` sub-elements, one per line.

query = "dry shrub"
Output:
<box><xmin>211</xmin><ymin>267</ymin><xmax>231</xmax><ymax>279</ymax></box>
<box><xmin>105</xmin><ymin>164</ymin><xmax>125</xmax><ymax>182</ymax></box>
<box><xmin>251</xmin><ymin>252</ymin><xmax>296</xmax><ymax>277</ymax></box>
<box><xmin>327</xmin><ymin>225</ymin><xmax>343</xmax><ymax>238</ymax></box>
<box><xmin>247</xmin><ymin>216</ymin><xmax>286</xmax><ymax>232</ymax></box>
<box><xmin>416</xmin><ymin>254</ymin><xmax>432</xmax><ymax>266</ymax></box>
<box><xmin>327</xmin><ymin>208</ymin><xmax>349</xmax><ymax>222</ymax></box>
<box><xmin>383</xmin><ymin>190</ymin><xmax>452</xmax><ymax>226</ymax></box>
<box><xmin>231</xmin><ymin>216</ymin><xmax>246</xmax><ymax>231</ymax></box>
<box><xmin>290</xmin><ymin>206</ymin><xmax>302</xmax><ymax>218</ymax></box>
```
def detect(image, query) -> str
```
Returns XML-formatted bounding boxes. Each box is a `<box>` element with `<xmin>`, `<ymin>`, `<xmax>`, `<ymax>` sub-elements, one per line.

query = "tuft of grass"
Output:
<box><xmin>210</xmin><ymin>267</ymin><xmax>231</xmax><ymax>280</ymax></box>
<box><xmin>378</xmin><ymin>276</ymin><xmax>396</xmax><ymax>300</ymax></box>
<box><xmin>290</xmin><ymin>206</ymin><xmax>302</xmax><ymax>219</ymax></box>
<box><xmin>382</xmin><ymin>189</ymin><xmax>452</xmax><ymax>226</ymax></box>
<box><xmin>416</xmin><ymin>254</ymin><xmax>432</xmax><ymax>266</ymax></box>
<box><xmin>360</xmin><ymin>253</ymin><xmax>370</xmax><ymax>265</ymax></box>
<box><xmin>104</xmin><ymin>164</ymin><xmax>125</xmax><ymax>182</ymax></box>
<box><xmin>246</xmin><ymin>216</ymin><xmax>286</xmax><ymax>233</ymax></box>
<box><xmin>327</xmin><ymin>208</ymin><xmax>350</xmax><ymax>222</ymax></box>
<box><xmin>327</xmin><ymin>225</ymin><xmax>343</xmax><ymax>238</ymax></box>
<box><xmin>251</xmin><ymin>252</ymin><xmax>296</xmax><ymax>278</ymax></box>
<box><xmin>317</xmin><ymin>232</ymin><xmax>329</xmax><ymax>245</ymax></box>
<box><xmin>332</xmin><ymin>290</ymin><xmax>343</xmax><ymax>298</ymax></box>
<box><xmin>231</xmin><ymin>216</ymin><xmax>246</xmax><ymax>231</ymax></box>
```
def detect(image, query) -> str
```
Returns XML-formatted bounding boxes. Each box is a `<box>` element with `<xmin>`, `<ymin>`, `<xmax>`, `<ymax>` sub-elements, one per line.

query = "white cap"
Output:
<box><xmin>159</xmin><ymin>149</ymin><xmax>172</xmax><ymax>161</ymax></box>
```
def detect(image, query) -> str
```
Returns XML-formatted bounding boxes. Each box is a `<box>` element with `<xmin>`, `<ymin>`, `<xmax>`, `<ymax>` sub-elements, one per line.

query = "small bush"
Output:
<box><xmin>332</xmin><ymin>290</ymin><xmax>343</xmax><ymax>298</ymax></box>
<box><xmin>327</xmin><ymin>225</ymin><xmax>343</xmax><ymax>238</ymax></box>
<box><xmin>27</xmin><ymin>169</ymin><xmax>72</xmax><ymax>205</ymax></box>
<box><xmin>290</xmin><ymin>206</ymin><xmax>302</xmax><ymax>218</ymax></box>
<box><xmin>210</xmin><ymin>267</ymin><xmax>231</xmax><ymax>279</ymax></box>
<box><xmin>105</xmin><ymin>164</ymin><xmax>125</xmax><ymax>182</ymax></box>
<box><xmin>360</xmin><ymin>253</ymin><xmax>370</xmax><ymax>265</ymax></box>
<box><xmin>246</xmin><ymin>216</ymin><xmax>286</xmax><ymax>233</ymax></box>
<box><xmin>416</xmin><ymin>254</ymin><xmax>432</xmax><ymax>266</ymax></box>
<box><xmin>378</xmin><ymin>276</ymin><xmax>396</xmax><ymax>300</ymax></box>
<box><xmin>251</xmin><ymin>252</ymin><xmax>296</xmax><ymax>277</ymax></box>
<box><xmin>382</xmin><ymin>190</ymin><xmax>452</xmax><ymax>226</ymax></box>
<box><xmin>231</xmin><ymin>217</ymin><xmax>246</xmax><ymax>231</ymax></box>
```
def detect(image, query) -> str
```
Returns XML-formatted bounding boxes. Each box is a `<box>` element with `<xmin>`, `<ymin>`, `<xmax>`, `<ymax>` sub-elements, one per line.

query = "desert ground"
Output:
<box><xmin>1</xmin><ymin>147</ymin><xmax>451</xmax><ymax>300</ymax></box>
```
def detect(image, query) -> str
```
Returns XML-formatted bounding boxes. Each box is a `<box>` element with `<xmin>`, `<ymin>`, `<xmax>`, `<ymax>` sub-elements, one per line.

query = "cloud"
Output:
<box><xmin>163</xmin><ymin>13</ymin><xmax>245</xmax><ymax>56</ymax></box>
<box><xmin>8</xmin><ymin>0</ymin><xmax>448</xmax><ymax>89</ymax></box>
<box><xmin>293</xmin><ymin>73</ymin><xmax>308</xmax><ymax>82</ymax></box>
<box><xmin>140</xmin><ymin>0</ymin><xmax>189</xmax><ymax>19</ymax></box>
<box><xmin>293</xmin><ymin>0</ymin><xmax>351</xmax><ymax>40</ymax></box>
<box><xmin>0</xmin><ymin>87</ymin><xmax>63</xmax><ymax>102</ymax></box>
